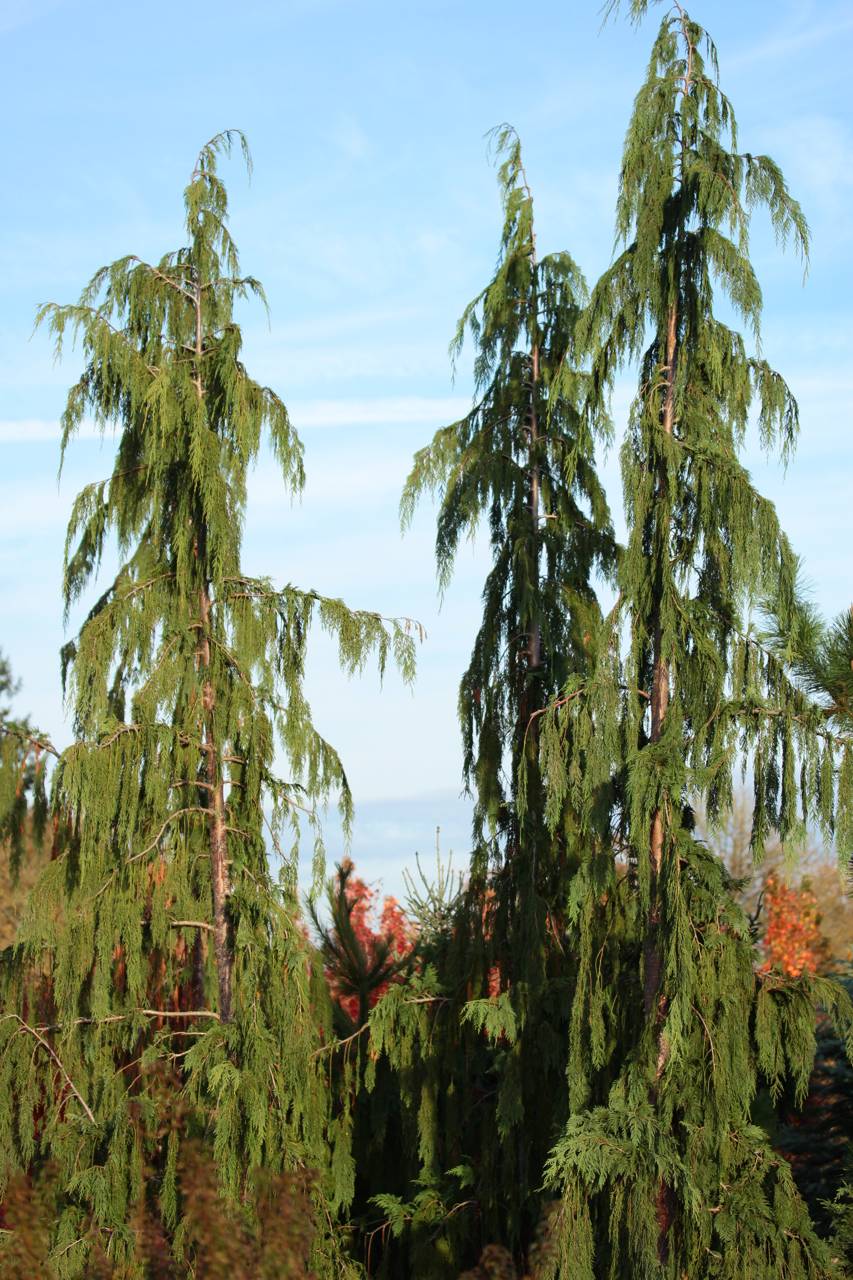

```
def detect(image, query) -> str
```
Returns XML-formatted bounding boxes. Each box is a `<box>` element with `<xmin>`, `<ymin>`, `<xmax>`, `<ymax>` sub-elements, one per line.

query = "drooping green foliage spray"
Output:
<box><xmin>532</xmin><ymin>9</ymin><xmax>853</xmax><ymax>1276</ymax></box>
<box><xmin>350</xmin><ymin>128</ymin><xmax>616</xmax><ymax>1274</ymax></box>
<box><xmin>0</xmin><ymin>132</ymin><xmax>414</xmax><ymax>1277</ymax></box>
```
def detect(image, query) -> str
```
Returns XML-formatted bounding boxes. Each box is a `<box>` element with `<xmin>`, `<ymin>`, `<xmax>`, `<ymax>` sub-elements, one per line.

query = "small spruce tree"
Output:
<box><xmin>0</xmin><ymin>131</ymin><xmax>415</xmax><ymax>1277</ymax></box>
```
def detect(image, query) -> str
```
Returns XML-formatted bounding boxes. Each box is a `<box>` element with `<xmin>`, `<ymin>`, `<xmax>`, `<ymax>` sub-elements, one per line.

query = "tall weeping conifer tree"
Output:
<box><xmin>0</xmin><ymin>131</ymin><xmax>415</xmax><ymax>1278</ymax></box>
<box><xmin>533</xmin><ymin>7</ymin><xmax>853</xmax><ymax>1276</ymax></box>
<box><xmin>403</xmin><ymin>126</ymin><xmax>615</xmax><ymax>892</ymax></box>
<box><xmin>362</xmin><ymin>127</ymin><xmax>615</xmax><ymax>1274</ymax></box>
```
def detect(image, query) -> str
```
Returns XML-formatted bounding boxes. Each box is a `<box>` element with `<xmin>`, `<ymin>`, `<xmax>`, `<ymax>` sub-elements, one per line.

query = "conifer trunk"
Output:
<box><xmin>199</xmin><ymin>584</ymin><xmax>233</xmax><ymax>1023</ymax></box>
<box><xmin>514</xmin><ymin>224</ymin><xmax>542</xmax><ymax>813</ymax></box>
<box><xmin>644</xmin><ymin>298</ymin><xmax>677</xmax><ymax>1261</ymax></box>
<box><xmin>528</xmin><ymin>337</ymin><xmax>541</xmax><ymax>676</ymax></box>
<box><xmin>522</xmin><ymin>226</ymin><xmax>542</xmax><ymax>836</ymax></box>
<box><xmin>645</xmin><ymin>301</ymin><xmax>677</xmax><ymax>1016</ymax></box>
<box><xmin>194</xmin><ymin>278</ymin><xmax>233</xmax><ymax>1024</ymax></box>
<box><xmin>644</xmin><ymin>6</ymin><xmax>688</xmax><ymax>1033</ymax></box>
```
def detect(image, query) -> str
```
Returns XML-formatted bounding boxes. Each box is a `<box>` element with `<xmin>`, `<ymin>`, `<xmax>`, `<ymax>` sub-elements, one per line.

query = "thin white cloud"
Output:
<box><xmin>248</xmin><ymin>453</ymin><xmax>408</xmax><ymax>510</ymax></box>
<box><xmin>0</xmin><ymin>485</ymin><xmax>70</xmax><ymax>534</ymax></box>
<box><xmin>0</xmin><ymin>0</ymin><xmax>67</xmax><ymax>35</ymax></box>
<box><xmin>758</xmin><ymin>116</ymin><xmax>853</xmax><ymax>241</ymax></box>
<box><xmin>0</xmin><ymin>397</ymin><xmax>470</xmax><ymax>445</ymax></box>
<box><xmin>0</xmin><ymin>418</ymin><xmax>102</xmax><ymax>444</ymax></box>
<box><xmin>727</xmin><ymin>9</ymin><xmax>853</xmax><ymax>71</ymax></box>
<box><xmin>291</xmin><ymin>396</ymin><xmax>469</xmax><ymax>428</ymax></box>
<box><xmin>248</xmin><ymin>305</ymin><xmax>425</xmax><ymax>345</ymax></box>
<box><xmin>0</xmin><ymin>418</ymin><xmax>62</xmax><ymax>443</ymax></box>
<box><xmin>329</xmin><ymin>116</ymin><xmax>371</xmax><ymax>162</ymax></box>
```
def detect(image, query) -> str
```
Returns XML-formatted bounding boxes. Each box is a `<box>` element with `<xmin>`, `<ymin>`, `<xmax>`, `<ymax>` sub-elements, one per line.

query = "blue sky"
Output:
<box><xmin>1</xmin><ymin>0</ymin><xmax>851</xmax><ymax>897</ymax></box>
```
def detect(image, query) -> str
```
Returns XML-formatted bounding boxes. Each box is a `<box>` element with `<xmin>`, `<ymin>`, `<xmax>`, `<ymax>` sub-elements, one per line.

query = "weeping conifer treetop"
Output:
<box><xmin>0</xmin><ymin>131</ymin><xmax>413</xmax><ymax>1277</ymax></box>
<box><xmin>601</xmin><ymin>0</ymin><xmax>665</xmax><ymax>22</ymax></box>
<box><xmin>534</xmin><ymin>10</ymin><xmax>853</xmax><ymax>1278</ymax></box>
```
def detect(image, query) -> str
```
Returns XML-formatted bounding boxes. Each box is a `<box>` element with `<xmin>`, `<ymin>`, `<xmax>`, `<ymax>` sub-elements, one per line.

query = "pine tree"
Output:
<box><xmin>0</xmin><ymin>131</ymin><xmax>415</xmax><ymax>1277</ymax></box>
<box><xmin>311</xmin><ymin>862</ymin><xmax>415</xmax><ymax>1034</ymax></box>
<box><xmin>534</xmin><ymin>8</ymin><xmax>853</xmax><ymax>1276</ymax></box>
<box><xmin>355</xmin><ymin>127</ymin><xmax>616</xmax><ymax>1273</ymax></box>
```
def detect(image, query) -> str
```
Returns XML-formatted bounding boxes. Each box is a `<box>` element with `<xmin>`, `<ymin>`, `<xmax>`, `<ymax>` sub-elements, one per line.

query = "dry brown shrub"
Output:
<box><xmin>0</xmin><ymin>1146</ymin><xmax>319</xmax><ymax>1279</ymax></box>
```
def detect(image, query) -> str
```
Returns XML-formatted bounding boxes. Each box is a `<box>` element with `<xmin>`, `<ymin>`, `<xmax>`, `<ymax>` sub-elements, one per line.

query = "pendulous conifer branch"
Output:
<box><xmin>1</xmin><ymin>1014</ymin><xmax>95</xmax><ymax>1124</ymax></box>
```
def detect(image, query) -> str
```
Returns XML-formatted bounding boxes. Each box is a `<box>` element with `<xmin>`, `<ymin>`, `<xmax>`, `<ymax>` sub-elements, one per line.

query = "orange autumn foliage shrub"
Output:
<box><xmin>760</xmin><ymin>874</ymin><xmax>829</xmax><ymax>977</ymax></box>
